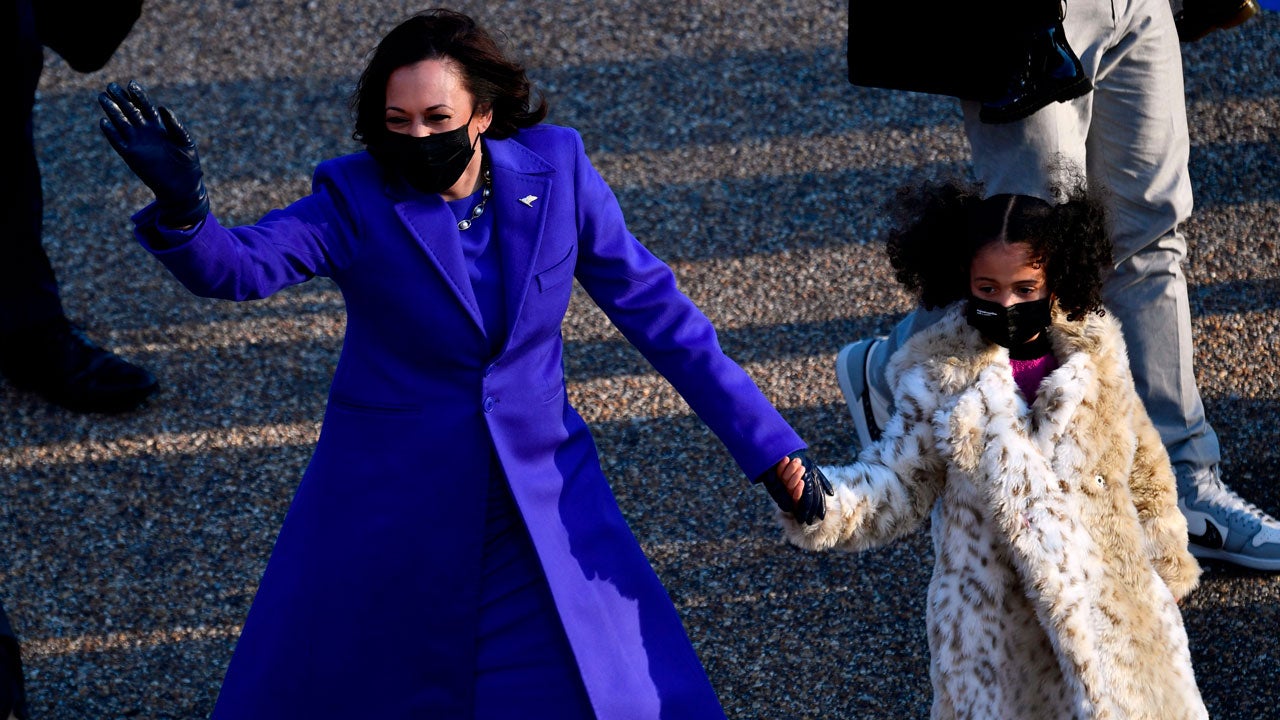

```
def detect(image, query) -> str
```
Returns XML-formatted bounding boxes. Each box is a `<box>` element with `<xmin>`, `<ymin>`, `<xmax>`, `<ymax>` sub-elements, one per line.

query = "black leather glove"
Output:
<box><xmin>98</xmin><ymin>80</ymin><xmax>210</xmax><ymax>228</ymax></box>
<box><xmin>760</xmin><ymin>451</ymin><xmax>835</xmax><ymax>525</ymax></box>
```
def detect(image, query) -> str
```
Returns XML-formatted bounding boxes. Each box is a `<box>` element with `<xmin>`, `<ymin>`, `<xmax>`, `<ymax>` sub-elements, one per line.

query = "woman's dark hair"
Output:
<box><xmin>884</xmin><ymin>172</ymin><xmax>1112</xmax><ymax>321</ymax></box>
<box><xmin>350</xmin><ymin>8</ymin><xmax>548</xmax><ymax>144</ymax></box>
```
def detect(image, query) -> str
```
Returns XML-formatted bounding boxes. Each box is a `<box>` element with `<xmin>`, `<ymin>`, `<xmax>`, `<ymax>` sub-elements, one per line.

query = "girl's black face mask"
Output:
<box><xmin>369</xmin><ymin>121</ymin><xmax>477</xmax><ymax>195</ymax></box>
<box><xmin>966</xmin><ymin>295</ymin><xmax>1052</xmax><ymax>348</ymax></box>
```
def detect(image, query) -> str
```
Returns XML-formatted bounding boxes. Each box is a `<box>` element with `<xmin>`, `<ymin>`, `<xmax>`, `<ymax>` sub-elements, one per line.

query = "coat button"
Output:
<box><xmin>483</xmin><ymin>396</ymin><xmax>496</xmax><ymax>413</ymax></box>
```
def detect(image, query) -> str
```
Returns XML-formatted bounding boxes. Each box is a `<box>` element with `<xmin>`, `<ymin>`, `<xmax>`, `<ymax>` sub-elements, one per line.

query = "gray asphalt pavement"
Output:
<box><xmin>4</xmin><ymin>1</ymin><xmax>1278</xmax><ymax>718</ymax></box>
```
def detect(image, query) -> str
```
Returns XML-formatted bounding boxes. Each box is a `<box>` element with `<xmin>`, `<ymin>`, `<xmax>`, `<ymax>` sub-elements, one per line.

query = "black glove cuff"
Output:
<box><xmin>761</xmin><ymin>473</ymin><xmax>796</xmax><ymax>515</ymax></box>
<box><xmin>158</xmin><ymin>184</ymin><xmax>211</xmax><ymax>229</ymax></box>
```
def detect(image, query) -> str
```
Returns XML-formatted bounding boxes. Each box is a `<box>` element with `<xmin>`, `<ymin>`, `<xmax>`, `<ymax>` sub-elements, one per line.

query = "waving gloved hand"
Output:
<box><xmin>760</xmin><ymin>451</ymin><xmax>835</xmax><ymax>525</ymax></box>
<box><xmin>98</xmin><ymin>80</ymin><xmax>210</xmax><ymax>228</ymax></box>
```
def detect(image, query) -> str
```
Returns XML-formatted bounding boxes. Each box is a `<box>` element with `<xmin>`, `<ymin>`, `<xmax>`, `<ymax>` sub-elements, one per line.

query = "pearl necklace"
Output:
<box><xmin>458</xmin><ymin>168</ymin><xmax>492</xmax><ymax>231</ymax></box>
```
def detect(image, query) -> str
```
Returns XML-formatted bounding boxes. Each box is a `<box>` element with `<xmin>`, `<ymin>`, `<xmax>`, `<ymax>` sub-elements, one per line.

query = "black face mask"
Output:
<box><xmin>966</xmin><ymin>296</ymin><xmax>1052</xmax><ymax>349</ymax></box>
<box><xmin>368</xmin><ymin>122</ymin><xmax>478</xmax><ymax>195</ymax></box>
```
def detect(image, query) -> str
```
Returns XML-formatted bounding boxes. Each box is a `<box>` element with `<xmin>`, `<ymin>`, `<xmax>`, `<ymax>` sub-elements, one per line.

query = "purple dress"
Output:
<box><xmin>450</xmin><ymin>187</ymin><xmax>594</xmax><ymax>716</ymax></box>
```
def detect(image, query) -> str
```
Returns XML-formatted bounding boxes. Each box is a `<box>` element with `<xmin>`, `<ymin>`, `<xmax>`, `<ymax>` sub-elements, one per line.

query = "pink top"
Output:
<box><xmin>1009</xmin><ymin>353</ymin><xmax>1059</xmax><ymax>402</ymax></box>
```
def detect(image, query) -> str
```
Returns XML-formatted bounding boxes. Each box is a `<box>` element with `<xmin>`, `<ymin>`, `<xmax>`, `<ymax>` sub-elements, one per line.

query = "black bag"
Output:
<box><xmin>846</xmin><ymin>0</ymin><xmax>1021</xmax><ymax>101</ymax></box>
<box><xmin>34</xmin><ymin>0</ymin><xmax>144</xmax><ymax>73</ymax></box>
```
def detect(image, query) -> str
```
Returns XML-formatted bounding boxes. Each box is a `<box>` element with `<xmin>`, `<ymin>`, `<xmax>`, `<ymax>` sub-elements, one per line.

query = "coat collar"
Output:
<box><xmin>386</xmin><ymin>136</ymin><xmax>556</xmax><ymax>342</ymax></box>
<box><xmin>901</xmin><ymin>302</ymin><xmax>1121</xmax><ymax>444</ymax></box>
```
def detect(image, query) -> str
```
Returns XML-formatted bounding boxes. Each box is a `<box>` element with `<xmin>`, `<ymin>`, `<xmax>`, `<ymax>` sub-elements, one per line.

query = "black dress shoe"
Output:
<box><xmin>1176</xmin><ymin>0</ymin><xmax>1259</xmax><ymax>42</ymax></box>
<box><xmin>980</xmin><ymin>22</ymin><xmax>1093</xmax><ymax>124</ymax></box>
<box><xmin>0</xmin><ymin>318</ymin><xmax>159</xmax><ymax>414</ymax></box>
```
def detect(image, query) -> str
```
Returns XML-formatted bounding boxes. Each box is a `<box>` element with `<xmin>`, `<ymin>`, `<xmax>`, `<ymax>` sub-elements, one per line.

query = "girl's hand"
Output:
<box><xmin>775</xmin><ymin>456</ymin><xmax>806</xmax><ymax>503</ymax></box>
<box><xmin>759</xmin><ymin>452</ymin><xmax>834</xmax><ymax>525</ymax></box>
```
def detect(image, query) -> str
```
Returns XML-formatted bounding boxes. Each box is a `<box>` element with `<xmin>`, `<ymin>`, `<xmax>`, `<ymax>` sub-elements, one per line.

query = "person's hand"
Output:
<box><xmin>777</xmin><ymin>456</ymin><xmax>806</xmax><ymax>500</ymax></box>
<box><xmin>760</xmin><ymin>451</ymin><xmax>834</xmax><ymax>525</ymax></box>
<box><xmin>98</xmin><ymin>80</ymin><xmax>210</xmax><ymax>228</ymax></box>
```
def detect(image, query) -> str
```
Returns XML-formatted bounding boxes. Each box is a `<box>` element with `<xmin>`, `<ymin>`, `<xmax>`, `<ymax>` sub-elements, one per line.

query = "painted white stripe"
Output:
<box><xmin>21</xmin><ymin>624</ymin><xmax>243</xmax><ymax>658</ymax></box>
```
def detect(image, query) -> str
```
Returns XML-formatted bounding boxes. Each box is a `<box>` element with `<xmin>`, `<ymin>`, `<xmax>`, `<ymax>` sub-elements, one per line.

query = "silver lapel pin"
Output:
<box><xmin>519</xmin><ymin>195</ymin><xmax>538</xmax><ymax>207</ymax></box>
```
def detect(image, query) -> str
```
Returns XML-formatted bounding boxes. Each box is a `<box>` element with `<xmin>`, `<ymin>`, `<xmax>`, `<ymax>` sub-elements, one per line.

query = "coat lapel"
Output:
<box><xmin>1028</xmin><ymin>310</ymin><xmax>1101</xmax><ymax>457</ymax></box>
<box><xmin>393</xmin><ymin>190</ymin><xmax>486</xmax><ymax>334</ymax></box>
<box><xmin>385</xmin><ymin>139</ymin><xmax>557</xmax><ymax>344</ymax></box>
<box><xmin>487</xmin><ymin>139</ymin><xmax>555</xmax><ymax>346</ymax></box>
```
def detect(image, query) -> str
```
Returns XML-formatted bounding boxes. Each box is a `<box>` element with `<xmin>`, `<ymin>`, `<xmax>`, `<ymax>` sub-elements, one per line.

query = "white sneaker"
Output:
<box><xmin>1178</xmin><ymin>473</ymin><xmax>1280</xmax><ymax>572</ymax></box>
<box><xmin>835</xmin><ymin>338</ymin><xmax>891</xmax><ymax>452</ymax></box>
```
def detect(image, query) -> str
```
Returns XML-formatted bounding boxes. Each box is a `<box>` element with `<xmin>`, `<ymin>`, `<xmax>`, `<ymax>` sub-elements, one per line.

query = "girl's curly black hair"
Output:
<box><xmin>884</xmin><ymin>173</ymin><xmax>1112</xmax><ymax>321</ymax></box>
<box><xmin>350</xmin><ymin>8</ymin><xmax>548</xmax><ymax>145</ymax></box>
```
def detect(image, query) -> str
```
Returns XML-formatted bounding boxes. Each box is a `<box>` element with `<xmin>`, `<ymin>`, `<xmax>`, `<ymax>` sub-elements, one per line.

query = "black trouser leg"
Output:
<box><xmin>0</xmin><ymin>601</ymin><xmax>27</xmax><ymax>720</ymax></box>
<box><xmin>2</xmin><ymin>0</ymin><xmax>66</xmax><ymax>339</ymax></box>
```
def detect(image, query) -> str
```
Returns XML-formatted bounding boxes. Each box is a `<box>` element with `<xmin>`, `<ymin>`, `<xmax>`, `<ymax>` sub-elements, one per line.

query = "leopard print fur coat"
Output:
<box><xmin>782</xmin><ymin>303</ymin><xmax>1206</xmax><ymax>719</ymax></box>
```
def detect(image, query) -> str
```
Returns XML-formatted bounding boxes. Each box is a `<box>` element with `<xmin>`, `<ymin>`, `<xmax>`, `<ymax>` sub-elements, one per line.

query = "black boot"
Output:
<box><xmin>980</xmin><ymin>3</ymin><xmax>1093</xmax><ymax>124</ymax></box>
<box><xmin>0</xmin><ymin>317</ymin><xmax>159</xmax><ymax>414</ymax></box>
<box><xmin>1176</xmin><ymin>0</ymin><xmax>1259</xmax><ymax>42</ymax></box>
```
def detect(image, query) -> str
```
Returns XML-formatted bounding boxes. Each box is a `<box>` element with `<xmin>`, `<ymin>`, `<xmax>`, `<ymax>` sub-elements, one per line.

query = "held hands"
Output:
<box><xmin>98</xmin><ymin>80</ymin><xmax>209</xmax><ymax>228</ymax></box>
<box><xmin>761</xmin><ymin>451</ymin><xmax>834</xmax><ymax>525</ymax></box>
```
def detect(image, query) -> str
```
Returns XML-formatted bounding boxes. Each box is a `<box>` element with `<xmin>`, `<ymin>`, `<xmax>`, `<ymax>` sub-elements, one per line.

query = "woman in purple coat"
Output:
<box><xmin>98</xmin><ymin>9</ymin><xmax>831</xmax><ymax>719</ymax></box>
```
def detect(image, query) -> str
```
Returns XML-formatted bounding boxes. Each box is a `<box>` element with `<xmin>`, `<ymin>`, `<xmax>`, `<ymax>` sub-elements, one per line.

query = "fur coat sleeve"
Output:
<box><xmin>781</xmin><ymin>359</ymin><xmax>950</xmax><ymax>552</ymax></box>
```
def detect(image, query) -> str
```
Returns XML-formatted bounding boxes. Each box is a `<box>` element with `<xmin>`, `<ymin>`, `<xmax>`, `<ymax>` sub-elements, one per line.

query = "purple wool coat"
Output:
<box><xmin>132</xmin><ymin>124</ymin><xmax>804</xmax><ymax>719</ymax></box>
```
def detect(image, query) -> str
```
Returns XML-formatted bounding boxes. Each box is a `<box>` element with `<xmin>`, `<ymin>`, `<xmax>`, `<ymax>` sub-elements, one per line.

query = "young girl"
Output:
<box><xmin>777</xmin><ymin>180</ymin><xmax>1207</xmax><ymax>719</ymax></box>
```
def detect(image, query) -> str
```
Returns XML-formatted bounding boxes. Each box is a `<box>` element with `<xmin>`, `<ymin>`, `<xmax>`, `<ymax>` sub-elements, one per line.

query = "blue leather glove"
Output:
<box><xmin>98</xmin><ymin>80</ymin><xmax>210</xmax><ymax>228</ymax></box>
<box><xmin>759</xmin><ymin>451</ymin><xmax>835</xmax><ymax>525</ymax></box>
